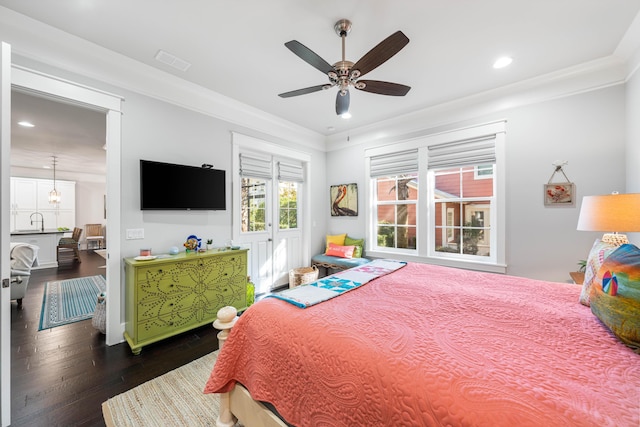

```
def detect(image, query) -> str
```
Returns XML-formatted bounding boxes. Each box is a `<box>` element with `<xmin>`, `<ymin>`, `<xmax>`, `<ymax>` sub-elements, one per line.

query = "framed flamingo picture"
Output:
<box><xmin>330</xmin><ymin>183</ymin><xmax>358</xmax><ymax>216</ymax></box>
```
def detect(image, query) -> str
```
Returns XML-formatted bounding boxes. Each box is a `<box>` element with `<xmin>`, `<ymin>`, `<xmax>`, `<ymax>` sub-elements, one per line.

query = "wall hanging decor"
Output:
<box><xmin>330</xmin><ymin>183</ymin><xmax>358</xmax><ymax>216</ymax></box>
<box><xmin>544</xmin><ymin>161</ymin><xmax>575</xmax><ymax>206</ymax></box>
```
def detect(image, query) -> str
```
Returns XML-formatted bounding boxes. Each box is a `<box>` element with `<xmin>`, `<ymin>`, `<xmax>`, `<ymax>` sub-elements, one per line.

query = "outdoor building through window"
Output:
<box><xmin>366</xmin><ymin>121</ymin><xmax>505</xmax><ymax>271</ymax></box>
<box><xmin>433</xmin><ymin>166</ymin><xmax>493</xmax><ymax>257</ymax></box>
<box><xmin>375</xmin><ymin>174</ymin><xmax>418</xmax><ymax>249</ymax></box>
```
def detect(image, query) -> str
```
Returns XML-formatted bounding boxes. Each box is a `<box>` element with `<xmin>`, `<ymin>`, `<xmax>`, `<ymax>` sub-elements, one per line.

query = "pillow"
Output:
<box><xmin>325</xmin><ymin>243</ymin><xmax>355</xmax><ymax>259</ymax></box>
<box><xmin>344</xmin><ymin>236</ymin><xmax>364</xmax><ymax>258</ymax></box>
<box><xmin>589</xmin><ymin>244</ymin><xmax>640</xmax><ymax>350</ymax></box>
<box><xmin>325</xmin><ymin>233</ymin><xmax>347</xmax><ymax>251</ymax></box>
<box><xmin>579</xmin><ymin>239</ymin><xmax>618</xmax><ymax>306</ymax></box>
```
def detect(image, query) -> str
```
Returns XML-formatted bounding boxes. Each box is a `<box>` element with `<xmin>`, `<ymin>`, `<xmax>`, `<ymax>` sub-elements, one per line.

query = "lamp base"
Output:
<box><xmin>602</xmin><ymin>233</ymin><xmax>629</xmax><ymax>246</ymax></box>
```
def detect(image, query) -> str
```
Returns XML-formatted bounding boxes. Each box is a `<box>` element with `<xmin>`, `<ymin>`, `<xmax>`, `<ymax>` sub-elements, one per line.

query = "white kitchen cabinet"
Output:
<box><xmin>11</xmin><ymin>178</ymin><xmax>37</xmax><ymax>210</ymax></box>
<box><xmin>10</xmin><ymin>177</ymin><xmax>76</xmax><ymax>232</ymax></box>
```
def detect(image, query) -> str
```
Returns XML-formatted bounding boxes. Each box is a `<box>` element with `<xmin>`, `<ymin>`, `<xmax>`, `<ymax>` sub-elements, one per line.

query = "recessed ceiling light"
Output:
<box><xmin>341</xmin><ymin>112</ymin><xmax>352</xmax><ymax>119</ymax></box>
<box><xmin>18</xmin><ymin>121</ymin><xmax>35</xmax><ymax>127</ymax></box>
<box><xmin>493</xmin><ymin>56</ymin><xmax>513</xmax><ymax>69</ymax></box>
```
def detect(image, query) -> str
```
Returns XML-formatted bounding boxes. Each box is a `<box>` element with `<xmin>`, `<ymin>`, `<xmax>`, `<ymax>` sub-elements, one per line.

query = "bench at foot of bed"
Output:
<box><xmin>311</xmin><ymin>254</ymin><xmax>371</xmax><ymax>277</ymax></box>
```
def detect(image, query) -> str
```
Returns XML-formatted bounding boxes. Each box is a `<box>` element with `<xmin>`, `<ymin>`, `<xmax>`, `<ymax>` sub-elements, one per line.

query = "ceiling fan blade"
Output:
<box><xmin>285</xmin><ymin>40</ymin><xmax>334</xmax><ymax>75</ymax></box>
<box><xmin>351</xmin><ymin>31</ymin><xmax>409</xmax><ymax>78</ymax></box>
<box><xmin>336</xmin><ymin>90</ymin><xmax>350</xmax><ymax>115</ymax></box>
<box><xmin>278</xmin><ymin>84</ymin><xmax>328</xmax><ymax>98</ymax></box>
<box><xmin>356</xmin><ymin>80</ymin><xmax>411</xmax><ymax>96</ymax></box>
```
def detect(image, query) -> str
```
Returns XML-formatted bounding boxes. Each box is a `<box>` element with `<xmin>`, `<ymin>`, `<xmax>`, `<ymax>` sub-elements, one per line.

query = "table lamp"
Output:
<box><xmin>577</xmin><ymin>193</ymin><xmax>640</xmax><ymax>245</ymax></box>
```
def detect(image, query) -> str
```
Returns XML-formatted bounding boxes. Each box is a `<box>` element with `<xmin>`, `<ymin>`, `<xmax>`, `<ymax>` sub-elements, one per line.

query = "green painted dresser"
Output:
<box><xmin>124</xmin><ymin>249</ymin><xmax>248</xmax><ymax>354</ymax></box>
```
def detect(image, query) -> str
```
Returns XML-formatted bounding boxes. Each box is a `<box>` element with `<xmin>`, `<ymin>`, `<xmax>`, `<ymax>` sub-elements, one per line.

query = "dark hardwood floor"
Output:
<box><xmin>10</xmin><ymin>250</ymin><xmax>220</xmax><ymax>427</ymax></box>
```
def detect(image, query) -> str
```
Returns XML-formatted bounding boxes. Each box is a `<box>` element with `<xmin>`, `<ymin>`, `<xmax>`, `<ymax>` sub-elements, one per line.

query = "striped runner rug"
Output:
<box><xmin>38</xmin><ymin>275</ymin><xmax>107</xmax><ymax>330</ymax></box>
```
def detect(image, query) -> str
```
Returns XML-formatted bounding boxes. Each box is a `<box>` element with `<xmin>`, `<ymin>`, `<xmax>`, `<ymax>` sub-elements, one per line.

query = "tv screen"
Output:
<box><xmin>140</xmin><ymin>160</ymin><xmax>226</xmax><ymax>210</ymax></box>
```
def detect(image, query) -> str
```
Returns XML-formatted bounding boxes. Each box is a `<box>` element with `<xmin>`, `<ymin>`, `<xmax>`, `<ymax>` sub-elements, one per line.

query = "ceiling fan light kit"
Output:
<box><xmin>278</xmin><ymin>19</ymin><xmax>411</xmax><ymax>116</ymax></box>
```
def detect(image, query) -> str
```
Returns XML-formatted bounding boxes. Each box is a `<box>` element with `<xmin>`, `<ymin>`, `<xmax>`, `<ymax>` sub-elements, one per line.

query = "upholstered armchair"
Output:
<box><xmin>10</xmin><ymin>242</ymin><xmax>39</xmax><ymax>307</ymax></box>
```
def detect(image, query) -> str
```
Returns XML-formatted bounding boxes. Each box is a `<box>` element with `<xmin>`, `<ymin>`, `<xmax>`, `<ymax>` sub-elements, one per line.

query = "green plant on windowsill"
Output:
<box><xmin>577</xmin><ymin>259</ymin><xmax>587</xmax><ymax>273</ymax></box>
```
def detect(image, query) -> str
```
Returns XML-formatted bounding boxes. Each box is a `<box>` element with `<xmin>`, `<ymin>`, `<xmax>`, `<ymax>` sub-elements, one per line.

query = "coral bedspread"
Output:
<box><xmin>204</xmin><ymin>262</ymin><xmax>639</xmax><ymax>427</ymax></box>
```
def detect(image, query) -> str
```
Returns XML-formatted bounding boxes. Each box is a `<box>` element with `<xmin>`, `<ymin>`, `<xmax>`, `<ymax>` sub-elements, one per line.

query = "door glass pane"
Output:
<box><xmin>279</xmin><ymin>181</ymin><xmax>298</xmax><ymax>230</ymax></box>
<box><xmin>241</xmin><ymin>177</ymin><xmax>266</xmax><ymax>232</ymax></box>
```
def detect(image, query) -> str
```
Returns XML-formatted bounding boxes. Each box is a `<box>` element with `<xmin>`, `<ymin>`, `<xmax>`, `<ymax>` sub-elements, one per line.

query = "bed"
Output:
<box><xmin>205</xmin><ymin>260</ymin><xmax>640</xmax><ymax>427</ymax></box>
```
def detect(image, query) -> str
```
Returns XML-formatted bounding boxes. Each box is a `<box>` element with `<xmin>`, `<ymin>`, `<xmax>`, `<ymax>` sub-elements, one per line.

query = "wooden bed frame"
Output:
<box><xmin>213</xmin><ymin>307</ymin><xmax>287</xmax><ymax>427</ymax></box>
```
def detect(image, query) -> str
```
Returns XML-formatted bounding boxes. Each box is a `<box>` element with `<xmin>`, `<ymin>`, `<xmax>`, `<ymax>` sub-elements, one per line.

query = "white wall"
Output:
<box><xmin>625</xmin><ymin>65</ymin><xmax>640</xmax><ymax>245</ymax></box>
<box><xmin>75</xmin><ymin>180</ymin><xmax>106</xmax><ymax>249</ymax></box>
<box><xmin>325</xmin><ymin>85</ymin><xmax>626</xmax><ymax>282</ymax></box>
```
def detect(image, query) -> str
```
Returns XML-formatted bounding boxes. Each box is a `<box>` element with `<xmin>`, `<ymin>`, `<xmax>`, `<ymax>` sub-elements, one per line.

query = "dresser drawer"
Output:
<box><xmin>137</xmin><ymin>305</ymin><xmax>219</xmax><ymax>341</ymax></box>
<box><xmin>137</xmin><ymin>292</ymin><xmax>193</xmax><ymax>321</ymax></box>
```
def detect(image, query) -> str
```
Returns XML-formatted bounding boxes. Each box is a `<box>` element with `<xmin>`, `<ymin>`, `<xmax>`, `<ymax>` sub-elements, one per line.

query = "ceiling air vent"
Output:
<box><xmin>154</xmin><ymin>49</ymin><xmax>191</xmax><ymax>72</ymax></box>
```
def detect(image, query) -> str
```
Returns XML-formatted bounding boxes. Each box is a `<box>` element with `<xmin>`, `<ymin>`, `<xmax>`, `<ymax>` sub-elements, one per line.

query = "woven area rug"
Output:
<box><xmin>103</xmin><ymin>351</ymin><xmax>232</xmax><ymax>427</ymax></box>
<box><xmin>38</xmin><ymin>275</ymin><xmax>106</xmax><ymax>330</ymax></box>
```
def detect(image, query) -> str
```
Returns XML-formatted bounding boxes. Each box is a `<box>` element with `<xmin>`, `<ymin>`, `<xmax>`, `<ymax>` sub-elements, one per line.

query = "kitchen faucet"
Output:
<box><xmin>30</xmin><ymin>212</ymin><xmax>44</xmax><ymax>232</ymax></box>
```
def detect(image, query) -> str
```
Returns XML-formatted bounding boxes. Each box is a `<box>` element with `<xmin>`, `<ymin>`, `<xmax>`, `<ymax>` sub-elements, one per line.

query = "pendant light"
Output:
<box><xmin>49</xmin><ymin>156</ymin><xmax>61</xmax><ymax>204</ymax></box>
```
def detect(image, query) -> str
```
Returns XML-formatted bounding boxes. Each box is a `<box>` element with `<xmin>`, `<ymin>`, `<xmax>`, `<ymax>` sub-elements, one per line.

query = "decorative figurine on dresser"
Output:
<box><xmin>123</xmin><ymin>248</ymin><xmax>248</xmax><ymax>354</ymax></box>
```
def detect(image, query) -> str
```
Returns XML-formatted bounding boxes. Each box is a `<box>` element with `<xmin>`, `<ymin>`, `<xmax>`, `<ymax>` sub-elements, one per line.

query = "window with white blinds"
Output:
<box><xmin>427</xmin><ymin>136</ymin><xmax>496</xmax><ymax>169</ymax></box>
<box><xmin>239</xmin><ymin>153</ymin><xmax>272</xmax><ymax>179</ymax></box>
<box><xmin>278</xmin><ymin>161</ymin><xmax>304</xmax><ymax>182</ymax></box>
<box><xmin>370</xmin><ymin>149</ymin><xmax>419</xmax><ymax>177</ymax></box>
<box><xmin>364</xmin><ymin>121</ymin><xmax>505</xmax><ymax>273</ymax></box>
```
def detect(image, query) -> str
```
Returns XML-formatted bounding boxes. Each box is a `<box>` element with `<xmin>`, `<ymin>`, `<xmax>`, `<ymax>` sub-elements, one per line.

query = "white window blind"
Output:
<box><xmin>370</xmin><ymin>149</ymin><xmax>419</xmax><ymax>177</ymax></box>
<box><xmin>427</xmin><ymin>136</ymin><xmax>496</xmax><ymax>169</ymax></box>
<box><xmin>277</xmin><ymin>161</ymin><xmax>304</xmax><ymax>182</ymax></box>
<box><xmin>239</xmin><ymin>153</ymin><xmax>272</xmax><ymax>179</ymax></box>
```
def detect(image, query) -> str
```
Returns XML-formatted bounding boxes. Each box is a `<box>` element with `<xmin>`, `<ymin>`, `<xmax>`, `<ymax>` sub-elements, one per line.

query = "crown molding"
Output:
<box><xmin>0</xmin><ymin>6</ymin><xmax>326</xmax><ymax>151</ymax></box>
<box><xmin>325</xmin><ymin>55</ymin><xmax>628</xmax><ymax>151</ymax></box>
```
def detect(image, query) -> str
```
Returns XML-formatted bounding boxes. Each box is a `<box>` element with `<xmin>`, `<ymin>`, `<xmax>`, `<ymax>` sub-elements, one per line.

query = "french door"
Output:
<box><xmin>231</xmin><ymin>134</ymin><xmax>310</xmax><ymax>295</ymax></box>
<box><xmin>1</xmin><ymin>41</ymin><xmax>12</xmax><ymax>427</ymax></box>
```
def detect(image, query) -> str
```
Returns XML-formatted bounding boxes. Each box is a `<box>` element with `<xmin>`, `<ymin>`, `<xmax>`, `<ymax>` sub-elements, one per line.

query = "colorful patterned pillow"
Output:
<box><xmin>590</xmin><ymin>244</ymin><xmax>640</xmax><ymax>350</ymax></box>
<box><xmin>579</xmin><ymin>238</ymin><xmax>617</xmax><ymax>306</ymax></box>
<box><xmin>344</xmin><ymin>236</ymin><xmax>364</xmax><ymax>258</ymax></box>
<box><xmin>325</xmin><ymin>243</ymin><xmax>355</xmax><ymax>259</ymax></box>
<box><xmin>325</xmin><ymin>234</ymin><xmax>347</xmax><ymax>252</ymax></box>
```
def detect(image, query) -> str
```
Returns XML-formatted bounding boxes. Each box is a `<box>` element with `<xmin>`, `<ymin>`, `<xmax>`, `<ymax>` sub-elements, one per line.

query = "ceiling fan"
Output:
<box><xmin>278</xmin><ymin>19</ymin><xmax>411</xmax><ymax>116</ymax></box>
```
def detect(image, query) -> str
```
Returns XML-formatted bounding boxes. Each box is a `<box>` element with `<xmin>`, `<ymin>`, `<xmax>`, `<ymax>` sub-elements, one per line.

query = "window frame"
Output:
<box><xmin>428</xmin><ymin>164</ymin><xmax>496</xmax><ymax>263</ymax></box>
<box><xmin>372</xmin><ymin>174</ymin><xmax>419</xmax><ymax>252</ymax></box>
<box><xmin>277</xmin><ymin>180</ymin><xmax>299</xmax><ymax>231</ymax></box>
<box><xmin>365</xmin><ymin>121</ymin><xmax>506</xmax><ymax>273</ymax></box>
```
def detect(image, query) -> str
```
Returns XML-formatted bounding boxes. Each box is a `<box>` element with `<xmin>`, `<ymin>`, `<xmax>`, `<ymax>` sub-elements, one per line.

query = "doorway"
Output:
<box><xmin>8</xmin><ymin>65</ymin><xmax>123</xmax><ymax>346</ymax></box>
<box><xmin>10</xmin><ymin>89</ymin><xmax>107</xmax><ymax>269</ymax></box>
<box><xmin>231</xmin><ymin>133</ymin><xmax>311</xmax><ymax>294</ymax></box>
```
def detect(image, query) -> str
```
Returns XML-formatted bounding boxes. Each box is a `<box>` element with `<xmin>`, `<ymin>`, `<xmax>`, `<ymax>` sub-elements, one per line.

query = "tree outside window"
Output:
<box><xmin>241</xmin><ymin>177</ymin><xmax>266</xmax><ymax>232</ymax></box>
<box><xmin>279</xmin><ymin>181</ymin><xmax>298</xmax><ymax>229</ymax></box>
<box><xmin>375</xmin><ymin>174</ymin><xmax>418</xmax><ymax>250</ymax></box>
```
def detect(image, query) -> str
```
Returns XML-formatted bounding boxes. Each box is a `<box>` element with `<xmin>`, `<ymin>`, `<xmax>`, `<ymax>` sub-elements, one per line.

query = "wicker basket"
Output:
<box><xmin>92</xmin><ymin>293</ymin><xmax>106</xmax><ymax>334</ymax></box>
<box><xmin>289</xmin><ymin>266</ymin><xmax>319</xmax><ymax>288</ymax></box>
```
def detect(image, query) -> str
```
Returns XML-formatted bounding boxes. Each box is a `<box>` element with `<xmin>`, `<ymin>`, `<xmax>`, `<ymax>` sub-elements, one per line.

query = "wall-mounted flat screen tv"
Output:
<box><xmin>140</xmin><ymin>160</ymin><xmax>226</xmax><ymax>210</ymax></box>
